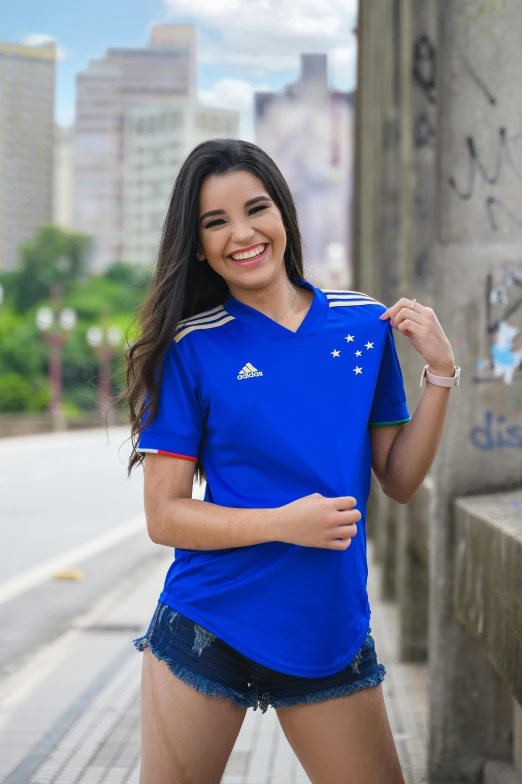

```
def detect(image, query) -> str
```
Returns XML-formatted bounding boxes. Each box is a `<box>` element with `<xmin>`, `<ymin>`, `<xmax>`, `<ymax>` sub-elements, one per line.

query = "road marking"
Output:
<box><xmin>0</xmin><ymin>515</ymin><xmax>146</xmax><ymax>607</ymax></box>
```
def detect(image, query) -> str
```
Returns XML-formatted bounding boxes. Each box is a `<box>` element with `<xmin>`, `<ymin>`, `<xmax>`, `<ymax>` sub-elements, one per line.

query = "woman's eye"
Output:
<box><xmin>203</xmin><ymin>205</ymin><xmax>267</xmax><ymax>229</ymax></box>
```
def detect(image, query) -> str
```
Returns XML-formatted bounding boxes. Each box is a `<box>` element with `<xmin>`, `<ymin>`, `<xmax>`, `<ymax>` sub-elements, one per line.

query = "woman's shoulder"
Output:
<box><xmin>320</xmin><ymin>288</ymin><xmax>387</xmax><ymax>312</ymax></box>
<box><xmin>173</xmin><ymin>304</ymin><xmax>234</xmax><ymax>345</ymax></box>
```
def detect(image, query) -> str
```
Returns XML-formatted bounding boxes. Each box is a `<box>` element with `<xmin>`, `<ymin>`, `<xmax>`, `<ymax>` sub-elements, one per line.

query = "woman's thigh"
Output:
<box><xmin>140</xmin><ymin>648</ymin><xmax>247</xmax><ymax>784</ymax></box>
<box><xmin>275</xmin><ymin>683</ymin><xmax>404</xmax><ymax>784</ymax></box>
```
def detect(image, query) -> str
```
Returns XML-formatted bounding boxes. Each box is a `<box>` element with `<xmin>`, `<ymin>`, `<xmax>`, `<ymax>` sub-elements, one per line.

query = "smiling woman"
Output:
<box><xmin>123</xmin><ymin>138</ymin><xmax>411</xmax><ymax>784</ymax></box>
<box><xmin>196</xmin><ymin>171</ymin><xmax>294</xmax><ymax>296</ymax></box>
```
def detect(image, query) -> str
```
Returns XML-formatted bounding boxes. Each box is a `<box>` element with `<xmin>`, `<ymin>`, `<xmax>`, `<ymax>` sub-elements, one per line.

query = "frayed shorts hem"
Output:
<box><xmin>133</xmin><ymin>635</ymin><xmax>386</xmax><ymax>713</ymax></box>
<box><xmin>266</xmin><ymin>664</ymin><xmax>386</xmax><ymax>709</ymax></box>
<box><xmin>134</xmin><ymin>636</ymin><xmax>254</xmax><ymax>710</ymax></box>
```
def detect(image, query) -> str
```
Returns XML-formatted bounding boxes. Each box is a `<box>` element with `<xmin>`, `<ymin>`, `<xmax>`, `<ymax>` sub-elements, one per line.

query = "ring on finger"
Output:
<box><xmin>410</xmin><ymin>298</ymin><xmax>417</xmax><ymax>311</ymax></box>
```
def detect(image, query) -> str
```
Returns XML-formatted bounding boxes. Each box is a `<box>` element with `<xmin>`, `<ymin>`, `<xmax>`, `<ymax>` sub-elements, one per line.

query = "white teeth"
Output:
<box><xmin>231</xmin><ymin>244</ymin><xmax>266</xmax><ymax>261</ymax></box>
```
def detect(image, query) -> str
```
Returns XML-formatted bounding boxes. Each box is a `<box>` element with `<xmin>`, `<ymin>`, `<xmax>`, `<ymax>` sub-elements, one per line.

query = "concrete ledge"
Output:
<box><xmin>454</xmin><ymin>490</ymin><xmax>522</xmax><ymax>706</ymax></box>
<box><xmin>0</xmin><ymin>411</ymin><xmax>129</xmax><ymax>438</ymax></box>
<box><xmin>483</xmin><ymin>761</ymin><xmax>522</xmax><ymax>784</ymax></box>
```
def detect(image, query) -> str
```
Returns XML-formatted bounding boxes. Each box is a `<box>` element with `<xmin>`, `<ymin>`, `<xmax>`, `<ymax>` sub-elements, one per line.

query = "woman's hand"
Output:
<box><xmin>380</xmin><ymin>298</ymin><xmax>455</xmax><ymax>375</ymax></box>
<box><xmin>277</xmin><ymin>493</ymin><xmax>361</xmax><ymax>550</ymax></box>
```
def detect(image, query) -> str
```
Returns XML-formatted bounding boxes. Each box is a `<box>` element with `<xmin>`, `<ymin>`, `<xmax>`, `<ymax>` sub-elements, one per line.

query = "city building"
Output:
<box><xmin>74</xmin><ymin>24</ymin><xmax>197</xmax><ymax>272</ymax></box>
<box><xmin>0</xmin><ymin>40</ymin><xmax>56</xmax><ymax>271</ymax></box>
<box><xmin>255</xmin><ymin>54</ymin><xmax>354</xmax><ymax>287</ymax></box>
<box><xmin>53</xmin><ymin>125</ymin><xmax>75</xmax><ymax>230</ymax></box>
<box><xmin>122</xmin><ymin>100</ymin><xmax>239</xmax><ymax>267</ymax></box>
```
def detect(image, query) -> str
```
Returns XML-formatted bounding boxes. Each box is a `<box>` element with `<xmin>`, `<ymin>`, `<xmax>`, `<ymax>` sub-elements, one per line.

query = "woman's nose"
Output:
<box><xmin>230</xmin><ymin>219</ymin><xmax>256</xmax><ymax>243</ymax></box>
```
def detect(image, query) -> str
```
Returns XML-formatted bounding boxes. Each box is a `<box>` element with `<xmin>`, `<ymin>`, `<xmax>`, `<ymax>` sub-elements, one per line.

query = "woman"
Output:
<box><xmin>127</xmin><ymin>138</ymin><xmax>458</xmax><ymax>783</ymax></box>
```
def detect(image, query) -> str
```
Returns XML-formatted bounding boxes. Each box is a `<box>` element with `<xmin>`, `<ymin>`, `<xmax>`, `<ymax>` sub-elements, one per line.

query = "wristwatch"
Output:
<box><xmin>419</xmin><ymin>364</ymin><xmax>461</xmax><ymax>388</ymax></box>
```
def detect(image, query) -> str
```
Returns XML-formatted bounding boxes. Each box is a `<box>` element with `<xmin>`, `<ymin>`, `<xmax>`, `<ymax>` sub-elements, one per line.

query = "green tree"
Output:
<box><xmin>0</xmin><ymin>257</ymin><xmax>150</xmax><ymax>415</ymax></box>
<box><xmin>11</xmin><ymin>225</ymin><xmax>93</xmax><ymax>312</ymax></box>
<box><xmin>0</xmin><ymin>308</ymin><xmax>49</xmax><ymax>411</ymax></box>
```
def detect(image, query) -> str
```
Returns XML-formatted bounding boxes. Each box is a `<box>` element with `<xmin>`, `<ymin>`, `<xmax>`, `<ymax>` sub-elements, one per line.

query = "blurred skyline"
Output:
<box><xmin>1</xmin><ymin>0</ymin><xmax>358</xmax><ymax>140</ymax></box>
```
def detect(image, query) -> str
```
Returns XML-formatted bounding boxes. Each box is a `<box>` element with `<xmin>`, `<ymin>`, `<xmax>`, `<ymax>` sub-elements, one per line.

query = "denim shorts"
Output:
<box><xmin>132</xmin><ymin>602</ymin><xmax>386</xmax><ymax>713</ymax></box>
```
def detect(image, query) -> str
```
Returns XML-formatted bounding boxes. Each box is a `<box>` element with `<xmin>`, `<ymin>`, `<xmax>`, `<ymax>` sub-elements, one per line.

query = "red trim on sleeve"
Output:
<box><xmin>157</xmin><ymin>450</ymin><xmax>198</xmax><ymax>463</ymax></box>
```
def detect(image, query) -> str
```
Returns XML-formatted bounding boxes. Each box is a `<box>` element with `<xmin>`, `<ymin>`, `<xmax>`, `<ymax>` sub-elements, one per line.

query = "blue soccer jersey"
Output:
<box><xmin>137</xmin><ymin>279</ymin><xmax>410</xmax><ymax>676</ymax></box>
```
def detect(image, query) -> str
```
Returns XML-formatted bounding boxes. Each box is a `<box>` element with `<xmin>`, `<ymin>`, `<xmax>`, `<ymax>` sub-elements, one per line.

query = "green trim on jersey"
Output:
<box><xmin>369</xmin><ymin>417</ymin><xmax>411</xmax><ymax>427</ymax></box>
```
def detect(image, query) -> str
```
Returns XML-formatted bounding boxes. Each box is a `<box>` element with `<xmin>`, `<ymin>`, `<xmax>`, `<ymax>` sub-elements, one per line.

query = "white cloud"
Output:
<box><xmin>163</xmin><ymin>0</ymin><xmax>357</xmax><ymax>86</ymax></box>
<box><xmin>22</xmin><ymin>34</ymin><xmax>68</xmax><ymax>62</ymax></box>
<box><xmin>199</xmin><ymin>78</ymin><xmax>270</xmax><ymax>141</ymax></box>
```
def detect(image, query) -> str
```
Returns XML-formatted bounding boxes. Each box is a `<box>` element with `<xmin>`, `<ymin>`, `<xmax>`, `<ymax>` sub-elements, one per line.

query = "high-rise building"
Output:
<box><xmin>0</xmin><ymin>41</ymin><xmax>56</xmax><ymax>271</ymax></box>
<box><xmin>255</xmin><ymin>54</ymin><xmax>354</xmax><ymax>287</ymax></box>
<box><xmin>74</xmin><ymin>24</ymin><xmax>197</xmax><ymax>272</ymax></box>
<box><xmin>53</xmin><ymin>125</ymin><xmax>75</xmax><ymax>230</ymax></box>
<box><xmin>122</xmin><ymin>100</ymin><xmax>239</xmax><ymax>267</ymax></box>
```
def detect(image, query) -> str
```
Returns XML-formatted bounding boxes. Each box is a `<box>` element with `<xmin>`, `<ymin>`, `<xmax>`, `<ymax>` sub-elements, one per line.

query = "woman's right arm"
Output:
<box><xmin>143</xmin><ymin>454</ymin><xmax>361</xmax><ymax>551</ymax></box>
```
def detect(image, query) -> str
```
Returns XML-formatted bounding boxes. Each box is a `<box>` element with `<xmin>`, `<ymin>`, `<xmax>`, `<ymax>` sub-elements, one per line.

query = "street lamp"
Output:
<box><xmin>325</xmin><ymin>242</ymin><xmax>349</xmax><ymax>289</ymax></box>
<box><xmin>35</xmin><ymin>289</ymin><xmax>77</xmax><ymax>430</ymax></box>
<box><xmin>86</xmin><ymin>323</ymin><xmax>123</xmax><ymax>420</ymax></box>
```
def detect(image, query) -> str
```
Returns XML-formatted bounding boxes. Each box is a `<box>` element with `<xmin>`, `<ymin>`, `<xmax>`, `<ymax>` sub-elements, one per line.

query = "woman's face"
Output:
<box><xmin>197</xmin><ymin>169</ymin><xmax>288</xmax><ymax>293</ymax></box>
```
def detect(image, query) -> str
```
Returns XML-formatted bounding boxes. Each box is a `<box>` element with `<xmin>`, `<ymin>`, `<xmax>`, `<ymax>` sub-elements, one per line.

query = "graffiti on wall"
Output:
<box><xmin>470</xmin><ymin>410</ymin><xmax>522</xmax><ymax>449</ymax></box>
<box><xmin>412</xmin><ymin>34</ymin><xmax>436</xmax><ymax>149</ymax></box>
<box><xmin>475</xmin><ymin>267</ymin><xmax>522</xmax><ymax>386</ymax></box>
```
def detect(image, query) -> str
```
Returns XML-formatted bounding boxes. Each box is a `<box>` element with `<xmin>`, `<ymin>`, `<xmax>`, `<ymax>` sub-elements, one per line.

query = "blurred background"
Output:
<box><xmin>0</xmin><ymin>1</ymin><xmax>355</xmax><ymax>435</ymax></box>
<box><xmin>1</xmin><ymin>2</ymin><xmax>522</xmax><ymax>783</ymax></box>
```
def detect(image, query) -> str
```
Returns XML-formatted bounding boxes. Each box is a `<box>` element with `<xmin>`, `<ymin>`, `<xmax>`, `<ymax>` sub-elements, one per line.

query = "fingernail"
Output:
<box><xmin>391</xmin><ymin>320</ymin><xmax>396</xmax><ymax>328</ymax></box>
<box><xmin>379</xmin><ymin>312</ymin><xmax>386</xmax><ymax>319</ymax></box>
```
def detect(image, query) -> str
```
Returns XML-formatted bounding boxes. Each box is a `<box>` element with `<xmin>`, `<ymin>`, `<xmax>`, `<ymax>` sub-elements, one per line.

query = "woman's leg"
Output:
<box><xmin>275</xmin><ymin>684</ymin><xmax>404</xmax><ymax>784</ymax></box>
<box><xmin>140</xmin><ymin>648</ymin><xmax>248</xmax><ymax>784</ymax></box>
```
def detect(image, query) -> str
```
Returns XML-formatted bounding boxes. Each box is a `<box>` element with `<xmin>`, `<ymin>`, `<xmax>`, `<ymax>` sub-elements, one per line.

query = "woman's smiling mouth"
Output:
<box><xmin>228</xmin><ymin>243</ymin><xmax>269</xmax><ymax>267</ymax></box>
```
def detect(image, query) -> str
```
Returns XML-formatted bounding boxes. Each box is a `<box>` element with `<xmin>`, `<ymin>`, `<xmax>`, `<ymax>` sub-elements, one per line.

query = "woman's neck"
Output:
<box><xmin>228</xmin><ymin>274</ymin><xmax>313</xmax><ymax>330</ymax></box>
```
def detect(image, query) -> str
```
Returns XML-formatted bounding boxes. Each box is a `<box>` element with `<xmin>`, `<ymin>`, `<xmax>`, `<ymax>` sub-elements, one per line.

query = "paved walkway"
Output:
<box><xmin>0</xmin><ymin>542</ymin><xmax>428</xmax><ymax>784</ymax></box>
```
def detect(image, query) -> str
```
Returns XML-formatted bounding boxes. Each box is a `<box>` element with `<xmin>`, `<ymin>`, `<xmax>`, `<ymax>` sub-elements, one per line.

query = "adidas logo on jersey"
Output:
<box><xmin>237</xmin><ymin>363</ymin><xmax>263</xmax><ymax>380</ymax></box>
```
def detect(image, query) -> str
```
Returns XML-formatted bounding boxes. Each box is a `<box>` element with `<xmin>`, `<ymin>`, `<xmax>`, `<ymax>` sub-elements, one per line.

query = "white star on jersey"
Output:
<box><xmin>331</xmin><ymin>349</ymin><xmax>341</xmax><ymax>358</ymax></box>
<box><xmin>354</xmin><ymin>366</ymin><xmax>363</xmax><ymax>375</ymax></box>
<box><xmin>345</xmin><ymin>335</ymin><xmax>354</xmax><ymax>342</ymax></box>
<box><xmin>365</xmin><ymin>341</ymin><xmax>374</xmax><ymax>350</ymax></box>
<box><xmin>355</xmin><ymin>350</ymin><xmax>362</xmax><ymax>357</ymax></box>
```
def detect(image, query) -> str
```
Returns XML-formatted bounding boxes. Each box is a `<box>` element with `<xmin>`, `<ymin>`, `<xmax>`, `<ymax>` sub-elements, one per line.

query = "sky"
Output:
<box><xmin>2</xmin><ymin>0</ymin><xmax>358</xmax><ymax>140</ymax></box>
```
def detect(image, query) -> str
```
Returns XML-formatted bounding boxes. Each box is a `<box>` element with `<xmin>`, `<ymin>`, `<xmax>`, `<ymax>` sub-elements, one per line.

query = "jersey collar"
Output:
<box><xmin>223</xmin><ymin>278</ymin><xmax>328</xmax><ymax>341</ymax></box>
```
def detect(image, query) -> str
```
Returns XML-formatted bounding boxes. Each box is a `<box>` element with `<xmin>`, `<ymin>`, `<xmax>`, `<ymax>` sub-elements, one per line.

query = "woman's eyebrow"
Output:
<box><xmin>200</xmin><ymin>195</ymin><xmax>272</xmax><ymax>224</ymax></box>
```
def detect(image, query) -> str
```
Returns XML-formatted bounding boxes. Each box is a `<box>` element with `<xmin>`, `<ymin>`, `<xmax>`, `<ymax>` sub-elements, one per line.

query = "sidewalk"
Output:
<box><xmin>0</xmin><ymin>542</ymin><xmax>427</xmax><ymax>784</ymax></box>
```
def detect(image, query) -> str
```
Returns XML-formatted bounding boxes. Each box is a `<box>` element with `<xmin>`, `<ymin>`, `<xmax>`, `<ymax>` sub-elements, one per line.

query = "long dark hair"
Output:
<box><xmin>125</xmin><ymin>138</ymin><xmax>305</xmax><ymax>482</ymax></box>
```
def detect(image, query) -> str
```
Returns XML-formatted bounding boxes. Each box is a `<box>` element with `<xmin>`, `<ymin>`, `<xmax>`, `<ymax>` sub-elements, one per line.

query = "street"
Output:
<box><xmin>0</xmin><ymin>427</ymin><xmax>161</xmax><ymax>683</ymax></box>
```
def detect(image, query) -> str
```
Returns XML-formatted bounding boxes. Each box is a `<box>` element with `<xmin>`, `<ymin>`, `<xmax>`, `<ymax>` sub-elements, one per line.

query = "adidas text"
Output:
<box><xmin>237</xmin><ymin>370</ymin><xmax>263</xmax><ymax>380</ymax></box>
<box><xmin>237</xmin><ymin>363</ymin><xmax>263</xmax><ymax>380</ymax></box>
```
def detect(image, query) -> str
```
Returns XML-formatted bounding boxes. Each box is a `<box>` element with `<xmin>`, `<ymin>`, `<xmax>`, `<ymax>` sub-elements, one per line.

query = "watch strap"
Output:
<box><xmin>420</xmin><ymin>364</ymin><xmax>461</xmax><ymax>388</ymax></box>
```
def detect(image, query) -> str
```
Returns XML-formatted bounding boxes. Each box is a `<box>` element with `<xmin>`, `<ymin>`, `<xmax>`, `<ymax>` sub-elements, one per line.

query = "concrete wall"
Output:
<box><xmin>353</xmin><ymin>0</ymin><xmax>522</xmax><ymax>780</ymax></box>
<box><xmin>0</xmin><ymin>411</ymin><xmax>129</xmax><ymax>438</ymax></box>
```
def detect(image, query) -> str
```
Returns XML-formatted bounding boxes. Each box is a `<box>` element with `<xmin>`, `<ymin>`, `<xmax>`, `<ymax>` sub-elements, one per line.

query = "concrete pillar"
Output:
<box><xmin>365</xmin><ymin>475</ymin><xmax>380</xmax><ymax>541</ymax></box>
<box><xmin>352</xmin><ymin>0</ymin><xmax>386</xmax><ymax>300</ymax></box>
<box><xmin>396</xmin><ymin>478</ymin><xmax>430</xmax><ymax>661</ymax></box>
<box><xmin>514</xmin><ymin>699</ymin><xmax>522</xmax><ymax>776</ymax></box>
<box><xmin>428</xmin><ymin>1</ymin><xmax>522</xmax><ymax>779</ymax></box>
<box><xmin>411</xmin><ymin>0</ymin><xmax>438</xmax><ymax>305</ymax></box>
<box><xmin>394</xmin><ymin>0</ymin><xmax>438</xmax><ymax>664</ymax></box>
<box><xmin>378</xmin><ymin>0</ymin><xmax>416</xmax><ymax>604</ymax></box>
<box><xmin>373</xmin><ymin>485</ymin><xmax>390</xmax><ymax>567</ymax></box>
<box><xmin>379</xmin><ymin>0</ymin><xmax>402</xmax><ymax>305</ymax></box>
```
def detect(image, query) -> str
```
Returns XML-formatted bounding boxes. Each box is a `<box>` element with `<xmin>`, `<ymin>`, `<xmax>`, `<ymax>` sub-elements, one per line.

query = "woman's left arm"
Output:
<box><xmin>370</xmin><ymin>298</ymin><xmax>456</xmax><ymax>505</ymax></box>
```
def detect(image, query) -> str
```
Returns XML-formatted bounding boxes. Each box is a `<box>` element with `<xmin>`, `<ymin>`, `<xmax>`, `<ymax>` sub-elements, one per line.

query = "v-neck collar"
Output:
<box><xmin>223</xmin><ymin>278</ymin><xmax>328</xmax><ymax>341</ymax></box>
